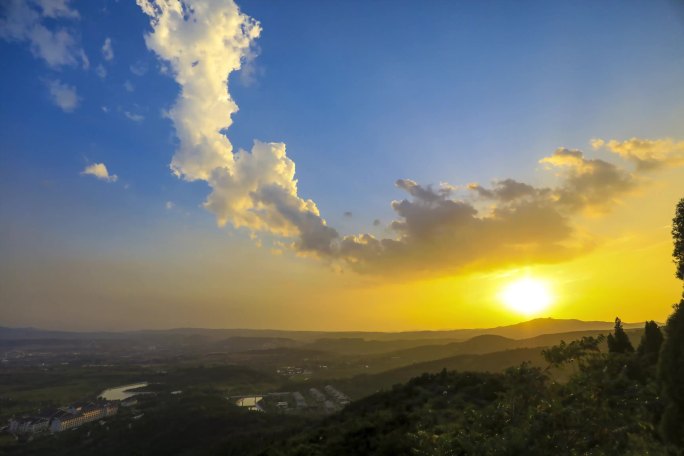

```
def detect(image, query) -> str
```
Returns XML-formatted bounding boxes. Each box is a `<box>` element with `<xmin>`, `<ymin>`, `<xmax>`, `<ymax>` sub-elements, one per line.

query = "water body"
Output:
<box><xmin>99</xmin><ymin>382</ymin><xmax>149</xmax><ymax>401</ymax></box>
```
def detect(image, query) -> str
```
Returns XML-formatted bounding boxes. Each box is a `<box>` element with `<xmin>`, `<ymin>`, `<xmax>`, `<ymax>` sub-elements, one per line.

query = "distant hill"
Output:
<box><xmin>370</xmin><ymin>328</ymin><xmax>644</xmax><ymax>363</ymax></box>
<box><xmin>0</xmin><ymin>317</ymin><xmax>649</xmax><ymax>342</ymax></box>
<box><xmin>327</xmin><ymin>347</ymin><xmax>547</xmax><ymax>399</ymax></box>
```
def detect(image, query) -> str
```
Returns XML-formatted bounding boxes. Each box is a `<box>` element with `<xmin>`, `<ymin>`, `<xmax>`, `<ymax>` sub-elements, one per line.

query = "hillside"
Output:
<box><xmin>0</xmin><ymin>318</ymin><xmax>646</xmax><ymax>342</ymax></box>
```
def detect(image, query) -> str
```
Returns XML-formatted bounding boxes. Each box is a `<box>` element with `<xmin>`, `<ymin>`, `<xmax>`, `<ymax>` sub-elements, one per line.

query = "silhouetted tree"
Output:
<box><xmin>673</xmin><ymin>198</ymin><xmax>684</xmax><ymax>280</ymax></box>
<box><xmin>658</xmin><ymin>197</ymin><xmax>684</xmax><ymax>446</ymax></box>
<box><xmin>607</xmin><ymin>317</ymin><xmax>634</xmax><ymax>354</ymax></box>
<box><xmin>542</xmin><ymin>335</ymin><xmax>604</xmax><ymax>368</ymax></box>
<box><xmin>637</xmin><ymin>320</ymin><xmax>663</xmax><ymax>363</ymax></box>
<box><xmin>658</xmin><ymin>300</ymin><xmax>684</xmax><ymax>446</ymax></box>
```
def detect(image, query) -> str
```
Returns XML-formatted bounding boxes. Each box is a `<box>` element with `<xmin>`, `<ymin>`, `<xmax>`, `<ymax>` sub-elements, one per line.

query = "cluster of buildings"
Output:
<box><xmin>8</xmin><ymin>401</ymin><xmax>119</xmax><ymax>437</ymax></box>
<box><xmin>324</xmin><ymin>385</ymin><xmax>350</xmax><ymax>406</ymax></box>
<box><xmin>233</xmin><ymin>385</ymin><xmax>351</xmax><ymax>415</ymax></box>
<box><xmin>276</xmin><ymin>366</ymin><xmax>312</xmax><ymax>377</ymax></box>
<box><xmin>309</xmin><ymin>386</ymin><xmax>350</xmax><ymax>414</ymax></box>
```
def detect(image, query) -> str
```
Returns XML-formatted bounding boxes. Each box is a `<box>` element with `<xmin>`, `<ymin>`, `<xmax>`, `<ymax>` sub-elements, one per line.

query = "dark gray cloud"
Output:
<box><xmin>540</xmin><ymin>148</ymin><xmax>637</xmax><ymax>213</ymax></box>
<box><xmin>281</xmin><ymin>145</ymin><xmax>661</xmax><ymax>278</ymax></box>
<box><xmin>335</xmin><ymin>180</ymin><xmax>580</xmax><ymax>276</ymax></box>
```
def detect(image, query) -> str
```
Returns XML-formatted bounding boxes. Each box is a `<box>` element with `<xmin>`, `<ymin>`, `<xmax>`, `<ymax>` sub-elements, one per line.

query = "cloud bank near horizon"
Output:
<box><xmin>137</xmin><ymin>0</ymin><xmax>684</xmax><ymax>278</ymax></box>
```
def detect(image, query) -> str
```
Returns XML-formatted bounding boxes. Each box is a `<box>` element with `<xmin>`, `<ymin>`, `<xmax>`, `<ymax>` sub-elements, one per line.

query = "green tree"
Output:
<box><xmin>673</xmin><ymin>198</ymin><xmax>684</xmax><ymax>280</ymax></box>
<box><xmin>636</xmin><ymin>320</ymin><xmax>663</xmax><ymax>363</ymax></box>
<box><xmin>658</xmin><ymin>197</ymin><xmax>684</xmax><ymax>447</ymax></box>
<box><xmin>658</xmin><ymin>300</ymin><xmax>684</xmax><ymax>446</ymax></box>
<box><xmin>606</xmin><ymin>317</ymin><xmax>634</xmax><ymax>354</ymax></box>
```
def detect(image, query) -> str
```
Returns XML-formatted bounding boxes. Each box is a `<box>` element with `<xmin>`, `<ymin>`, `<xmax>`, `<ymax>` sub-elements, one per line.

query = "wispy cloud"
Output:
<box><xmin>46</xmin><ymin>79</ymin><xmax>79</xmax><ymax>112</ymax></box>
<box><xmin>124</xmin><ymin>111</ymin><xmax>144</xmax><ymax>122</ymax></box>
<box><xmin>130</xmin><ymin>60</ymin><xmax>148</xmax><ymax>76</ymax></box>
<box><xmin>95</xmin><ymin>63</ymin><xmax>107</xmax><ymax>79</ymax></box>
<box><xmin>0</xmin><ymin>0</ymin><xmax>87</xmax><ymax>68</ymax></box>
<box><xmin>101</xmin><ymin>37</ymin><xmax>113</xmax><ymax>61</ymax></box>
<box><xmin>81</xmin><ymin>163</ymin><xmax>117</xmax><ymax>182</ymax></box>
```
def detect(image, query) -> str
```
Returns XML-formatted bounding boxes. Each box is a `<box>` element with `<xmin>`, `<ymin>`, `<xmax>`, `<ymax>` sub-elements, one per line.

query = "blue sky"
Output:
<box><xmin>1</xmin><ymin>0</ymin><xmax>684</xmax><ymax>330</ymax></box>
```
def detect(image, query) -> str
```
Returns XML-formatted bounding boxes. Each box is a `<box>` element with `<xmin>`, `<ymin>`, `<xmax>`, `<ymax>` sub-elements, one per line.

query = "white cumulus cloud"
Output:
<box><xmin>138</xmin><ymin>0</ymin><xmax>337</xmax><ymax>254</ymax></box>
<box><xmin>81</xmin><ymin>163</ymin><xmax>117</xmax><ymax>182</ymax></box>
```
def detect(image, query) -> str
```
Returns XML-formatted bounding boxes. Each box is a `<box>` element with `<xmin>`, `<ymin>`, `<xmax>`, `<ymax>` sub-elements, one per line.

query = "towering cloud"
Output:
<box><xmin>137</xmin><ymin>0</ymin><xmax>337</xmax><ymax>255</ymax></box>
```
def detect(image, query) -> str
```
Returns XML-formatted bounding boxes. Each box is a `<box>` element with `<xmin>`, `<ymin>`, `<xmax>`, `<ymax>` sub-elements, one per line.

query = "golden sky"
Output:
<box><xmin>1</xmin><ymin>0</ymin><xmax>684</xmax><ymax>331</ymax></box>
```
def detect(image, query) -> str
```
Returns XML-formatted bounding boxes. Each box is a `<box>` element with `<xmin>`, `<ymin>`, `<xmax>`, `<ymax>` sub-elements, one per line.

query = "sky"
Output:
<box><xmin>1</xmin><ymin>0</ymin><xmax>683</xmax><ymax>331</ymax></box>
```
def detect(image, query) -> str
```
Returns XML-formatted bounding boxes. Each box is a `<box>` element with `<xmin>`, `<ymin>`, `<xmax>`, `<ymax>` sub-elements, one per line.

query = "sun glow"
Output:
<box><xmin>500</xmin><ymin>277</ymin><xmax>553</xmax><ymax>316</ymax></box>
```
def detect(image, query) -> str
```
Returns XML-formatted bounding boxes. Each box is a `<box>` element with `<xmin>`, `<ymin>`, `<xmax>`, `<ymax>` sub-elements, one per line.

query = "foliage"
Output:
<box><xmin>673</xmin><ymin>197</ymin><xmax>684</xmax><ymax>280</ymax></box>
<box><xmin>657</xmin><ymin>196</ymin><xmax>684</xmax><ymax>447</ymax></box>
<box><xmin>261</xmin><ymin>348</ymin><xmax>669</xmax><ymax>456</ymax></box>
<box><xmin>607</xmin><ymin>317</ymin><xmax>635</xmax><ymax>354</ymax></box>
<box><xmin>637</xmin><ymin>320</ymin><xmax>664</xmax><ymax>364</ymax></box>
<box><xmin>541</xmin><ymin>335</ymin><xmax>604</xmax><ymax>368</ymax></box>
<box><xmin>658</xmin><ymin>300</ymin><xmax>684</xmax><ymax>447</ymax></box>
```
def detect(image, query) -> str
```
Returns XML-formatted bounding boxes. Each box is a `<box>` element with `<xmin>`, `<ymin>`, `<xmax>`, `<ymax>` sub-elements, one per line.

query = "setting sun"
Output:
<box><xmin>500</xmin><ymin>277</ymin><xmax>553</xmax><ymax>316</ymax></box>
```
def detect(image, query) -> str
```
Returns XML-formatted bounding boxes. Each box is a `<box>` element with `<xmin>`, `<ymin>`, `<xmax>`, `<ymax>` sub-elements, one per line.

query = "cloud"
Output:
<box><xmin>0</xmin><ymin>0</ymin><xmax>87</xmax><ymax>68</ymax></box>
<box><xmin>334</xmin><ymin>140</ymin><xmax>684</xmax><ymax>277</ymax></box>
<box><xmin>335</xmin><ymin>178</ymin><xmax>583</xmax><ymax>276</ymax></box>
<box><xmin>35</xmin><ymin>0</ymin><xmax>79</xmax><ymax>19</ymax></box>
<box><xmin>138</xmin><ymin>0</ymin><xmax>337</xmax><ymax>256</ymax></box>
<box><xmin>81</xmin><ymin>163</ymin><xmax>117</xmax><ymax>182</ymax></box>
<box><xmin>95</xmin><ymin>64</ymin><xmax>107</xmax><ymax>78</ymax></box>
<box><xmin>592</xmin><ymin>137</ymin><xmax>684</xmax><ymax>171</ymax></box>
<box><xmin>468</xmin><ymin>179</ymin><xmax>545</xmax><ymax>202</ymax></box>
<box><xmin>137</xmin><ymin>1</ymin><xmax>683</xmax><ymax>279</ymax></box>
<box><xmin>130</xmin><ymin>60</ymin><xmax>148</xmax><ymax>76</ymax></box>
<box><xmin>46</xmin><ymin>79</ymin><xmax>79</xmax><ymax>112</ymax></box>
<box><xmin>165</xmin><ymin>201</ymin><xmax>175</xmax><ymax>210</ymax></box>
<box><xmin>124</xmin><ymin>111</ymin><xmax>144</xmax><ymax>122</ymax></box>
<box><xmin>101</xmin><ymin>37</ymin><xmax>113</xmax><ymax>61</ymax></box>
<box><xmin>124</xmin><ymin>80</ymin><xmax>135</xmax><ymax>92</ymax></box>
<box><xmin>539</xmin><ymin>148</ymin><xmax>637</xmax><ymax>213</ymax></box>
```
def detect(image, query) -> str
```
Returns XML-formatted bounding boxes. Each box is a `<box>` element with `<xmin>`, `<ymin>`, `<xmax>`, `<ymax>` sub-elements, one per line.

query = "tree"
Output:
<box><xmin>542</xmin><ymin>335</ymin><xmax>604</xmax><ymax>369</ymax></box>
<box><xmin>673</xmin><ymin>198</ymin><xmax>684</xmax><ymax>280</ymax></box>
<box><xmin>636</xmin><ymin>320</ymin><xmax>664</xmax><ymax>363</ymax></box>
<box><xmin>658</xmin><ymin>300</ymin><xmax>684</xmax><ymax>446</ymax></box>
<box><xmin>658</xmin><ymin>197</ymin><xmax>684</xmax><ymax>446</ymax></box>
<box><xmin>606</xmin><ymin>317</ymin><xmax>634</xmax><ymax>354</ymax></box>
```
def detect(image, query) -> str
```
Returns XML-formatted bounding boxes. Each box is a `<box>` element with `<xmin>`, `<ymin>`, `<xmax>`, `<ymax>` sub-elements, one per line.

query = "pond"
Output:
<box><xmin>99</xmin><ymin>382</ymin><xmax>149</xmax><ymax>401</ymax></box>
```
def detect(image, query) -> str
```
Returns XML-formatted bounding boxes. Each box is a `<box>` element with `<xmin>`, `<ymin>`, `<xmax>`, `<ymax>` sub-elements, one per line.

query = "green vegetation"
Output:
<box><xmin>261</xmin><ymin>319</ymin><xmax>674</xmax><ymax>455</ymax></box>
<box><xmin>3</xmin><ymin>389</ymin><xmax>307</xmax><ymax>456</ymax></box>
<box><xmin>658</xmin><ymin>197</ymin><xmax>684</xmax><ymax>447</ymax></box>
<box><xmin>607</xmin><ymin>317</ymin><xmax>635</xmax><ymax>354</ymax></box>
